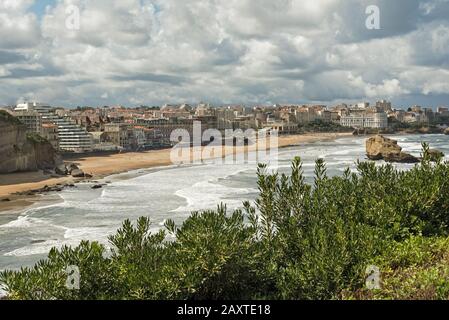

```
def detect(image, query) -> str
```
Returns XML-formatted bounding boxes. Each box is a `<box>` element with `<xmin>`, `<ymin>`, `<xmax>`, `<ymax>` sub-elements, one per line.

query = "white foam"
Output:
<box><xmin>4</xmin><ymin>227</ymin><xmax>114</xmax><ymax>258</ymax></box>
<box><xmin>4</xmin><ymin>239</ymin><xmax>70</xmax><ymax>257</ymax></box>
<box><xmin>173</xmin><ymin>181</ymin><xmax>258</xmax><ymax>213</ymax></box>
<box><xmin>0</xmin><ymin>215</ymin><xmax>65</xmax><ymax>231</ymax></box>
<box><xmin>64</xmin><ymin>226</ymin><xmax>112</xmax><ymax>241</ymax></box>
<box><xmin>0</xmin><ymin>286</ymin><xmax>6</xmax><ymax>299</ymax></box>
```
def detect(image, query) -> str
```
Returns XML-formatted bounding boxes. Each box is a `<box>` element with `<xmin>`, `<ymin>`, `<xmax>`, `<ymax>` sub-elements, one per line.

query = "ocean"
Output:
<box><xmin>1</xmin><ymin>134</ymin><xmax>449</xmax><ymax>272</ymax></box>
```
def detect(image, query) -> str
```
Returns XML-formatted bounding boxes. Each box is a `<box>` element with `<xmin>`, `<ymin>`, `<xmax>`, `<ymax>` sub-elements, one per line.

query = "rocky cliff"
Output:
<box><xmin>0</xmin><ymin>111</ymin><xmax>62</xmax><ymax>173</ymax></box>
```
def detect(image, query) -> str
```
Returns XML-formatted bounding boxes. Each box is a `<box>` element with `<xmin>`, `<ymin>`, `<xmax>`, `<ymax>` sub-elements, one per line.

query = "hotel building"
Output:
<box><xmin>340</xmin><ymin>111</ymin><xmax>388</xmax><ymax>129</ymax></box>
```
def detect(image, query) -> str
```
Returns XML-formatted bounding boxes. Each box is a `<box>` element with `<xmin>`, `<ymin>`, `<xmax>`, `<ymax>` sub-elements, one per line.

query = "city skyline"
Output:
<box><xmin>1</xmin><ymin>0</ymin><xmax>449</xmax><ymax>107</ymax></box>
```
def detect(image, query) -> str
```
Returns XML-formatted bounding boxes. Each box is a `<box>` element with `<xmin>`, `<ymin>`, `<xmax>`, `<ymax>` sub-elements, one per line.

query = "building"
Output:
<box><xmin>410</xmin><ymin>105</ymin><xmax>422</xmax><ymax>113</ymax></box>
<box><xmin>131</xmin><ymin>126</ymin><xmax>147</xmax><ymax>150</ymax></box>
<box><xmin>159</xmin><ymin>104</ymin><xmax>192</xmax><ymax>119</ymax></box>
<box><xmin>263</xmin><ymin>122</ymin><xmax>298</xmax><ymax>134</ymax></box>
<box><xmin>41</xmin><ymin>123</ymin><xmax>59</xmax><ymax>150</ymax></box>
<box><xmin>375</xmin><ymin>100</ymin><xmax>393</xmax><ymax>112</ymax></box>
<box><xmin>403</xmin><ymin>112</ymin><xmax>428</xmax><ymax>124</ymax></box>
<box><xmin>350</xmin><ymin>102</ymin><xmax>369</xmax><ymax>109</ymax></box>
<box><xmin>15</xmin><ymin>102</ymin><xmax>93</xmax><ymax>153</ymax></box>
<box><xmin>104</xmin><ymin>123</ymin><xmax>129</xmax><ymax>149</ymax></box>
<box><xmin>215</xmin><ymin>107</ymin><xmax>239</xmax><ymax>130</ymax></box>
<box><xmin>294</xmin><ymin>107</ymin><xmax>318</xmax><ymax>124</ymax></box>
<box><xmin>195</xmin><ymin>103</ymin><xmax>212</xmax><ymax>117</ymax></box>
<box><xmin>340</xmin><ymin>111</ymin><xmax>388</xmax><ymax>129</ymax></box>
<box><xmin>52</xmin><ymin>117</ymin><xmax>93</xmax><ymax>152</ymax></box>
<box><xmin>12</xmin><ymin>110</ymin><xmax>42</xmax><ymax>134</ymax></box>
<box><xmin>15</xmin><ymin>102</ymin><xmax>52</xmax><ymax>114</ymax></box>
<box><xmin>437</xmin><ymin>107</ymin><xmax>449</xmax><ymax>116</ymax></box>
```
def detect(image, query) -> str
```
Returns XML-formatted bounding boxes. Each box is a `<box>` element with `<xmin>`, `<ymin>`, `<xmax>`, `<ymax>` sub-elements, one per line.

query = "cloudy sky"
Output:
<box><xmin>0</xmin><ymin>0</ymin><xmax>448</xmax><ymax>108</ymax></box>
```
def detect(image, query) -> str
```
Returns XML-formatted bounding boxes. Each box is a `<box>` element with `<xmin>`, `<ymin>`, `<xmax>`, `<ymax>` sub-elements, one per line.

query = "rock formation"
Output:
<box><xmin>55</xmin><ymin>164</ymin><xmax>68</xmax><ymax>176</ymax></box>
<box><xmin>70</xmin><ymin>169</ymin><xmax>85</xmax><ymax>178</ymax></box>
<box><xmin>366</xmin><ymin>135</ymin><xmax>419</xmax><ymax>163</ymax></box>
<box><xmin>0</xmin><ymin>111</ymin><xmax>62</xmax><ymax>173</ymax></box>
<box><xmin>425</xmin><ymin>149</ymin><xmax>445</xmax><ymax>162</ymax></box>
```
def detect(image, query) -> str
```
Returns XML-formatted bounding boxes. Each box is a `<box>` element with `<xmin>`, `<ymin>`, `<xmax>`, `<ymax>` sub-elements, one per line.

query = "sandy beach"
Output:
<box><xmin>0</xmin><ymin>132</ymin><xmax>351</xmax><ymax>211</ymax></box>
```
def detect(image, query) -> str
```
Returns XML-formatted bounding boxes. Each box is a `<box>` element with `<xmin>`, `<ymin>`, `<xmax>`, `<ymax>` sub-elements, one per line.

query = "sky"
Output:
<box><xmin>0</xmin><ymin>0</ymin><xmax>448</xmax><ymax>108</ymax></box>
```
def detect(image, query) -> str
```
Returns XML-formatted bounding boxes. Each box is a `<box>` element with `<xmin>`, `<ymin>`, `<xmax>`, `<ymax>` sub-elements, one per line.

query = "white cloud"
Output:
<box><xmin>0</xmin><ymin>0</ymin><xmax>41</xmax><ymax>49</ymax></box>
<box><xmin>0</xmin><ymin>0</ymin><xmax>448</xmax><ymax>106</ymax></box>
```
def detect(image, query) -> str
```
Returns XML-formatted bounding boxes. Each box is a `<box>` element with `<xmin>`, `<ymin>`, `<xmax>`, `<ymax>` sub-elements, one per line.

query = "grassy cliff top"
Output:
<box><xmin>0</xmin><ymin>110</ymin><xmax>22</xmax><ymax>126</ymax></box>
<box><xmin>26</xmin><ymin>132</ymin><xmax>49</xmax><ymax>144</ymax></box>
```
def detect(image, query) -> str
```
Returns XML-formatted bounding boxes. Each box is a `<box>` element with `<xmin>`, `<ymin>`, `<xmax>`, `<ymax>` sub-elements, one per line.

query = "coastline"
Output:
<box><xmin>0</xmin><ymin>132</ymin><xmax>352</xmax><ymax>212</ymax></box>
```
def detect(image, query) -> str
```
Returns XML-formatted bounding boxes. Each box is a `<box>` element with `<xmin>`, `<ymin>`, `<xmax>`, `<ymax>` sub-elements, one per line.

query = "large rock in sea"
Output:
<box><xmin>71</xmin><ymin>169</ymin><xmax>86</xmax><ymax>178</ymax></box>
<box><xmin>425</xmin><ymin>149</ymin><xmax>445</xmax><ymax>162</ymax></box>
<box><xmin>383</xmin><ymin>152</ymin><xmax>420</xmax><ymax>163</ymax></box>
<box><xmin>366</xmin><ymin>135</ymin><xmax>401</xmax><ymax>160</ymax></box>
<box><xmin>366</xmin><ymin>135</ymin><xmax>419</xmax><ymax>164</ymax></box>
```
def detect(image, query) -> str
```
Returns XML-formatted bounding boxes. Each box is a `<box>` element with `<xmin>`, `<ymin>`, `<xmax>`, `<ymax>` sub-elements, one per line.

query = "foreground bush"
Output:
<box><xmin>1</xmin><ymin>148</ymin><xmax>449</xmax><ymax>300</ymax></box>
<box><xmin>342</xmin><ymin>236</ymin><xmax>449</xmax><ymax>300</ymax></box>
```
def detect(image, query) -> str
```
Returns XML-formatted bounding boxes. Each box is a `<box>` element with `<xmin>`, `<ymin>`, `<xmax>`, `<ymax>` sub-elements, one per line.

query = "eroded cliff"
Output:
<box><xmin>0</xmin><ymin>111</ymin><xmax>61</xmax><ymax>173</ymax></box>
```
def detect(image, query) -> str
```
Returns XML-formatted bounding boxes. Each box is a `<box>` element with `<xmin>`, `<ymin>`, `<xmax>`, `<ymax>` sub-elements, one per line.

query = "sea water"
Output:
<box><xmin>1</xmin><ymin>134</ymin><xmax>448</xmax><ymax>271</ymax></box>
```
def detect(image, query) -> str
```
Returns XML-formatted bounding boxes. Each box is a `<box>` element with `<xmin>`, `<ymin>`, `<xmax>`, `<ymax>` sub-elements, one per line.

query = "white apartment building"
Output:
<box><xmin>340</xmin><ymin>111</ymin><xmax>388</xmax><ymax>129</ymax></box>
<box><xmin>50</xmin><ymin>116</ymin><xmax>93</xmax><ymax>152</ymax></box>
<box><xmin>12</xmin><ymin>110</ymin><xmax>43</xmax><ymax>133</ymax></box>
<box><xmin>403</xmin><ymin>112</ymin><xmax>429</xmax><ymax>124</ymax></box>
<box><xmin>15</xmin><ymin>102</ymin><xmax>93</xmax><ymax>153</ymax></box>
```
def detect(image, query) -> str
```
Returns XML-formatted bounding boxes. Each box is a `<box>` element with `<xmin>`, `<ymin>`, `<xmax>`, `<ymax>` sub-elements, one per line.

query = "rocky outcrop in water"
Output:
<box><xmin>366</xmin><ymin>135</ymin><xmax>419</xmax><ymax>164</ymax></box>
<box><xmin>425</xmin><ymin>149</ymin><xmax>445</xmax><ymax>162</ymax></box>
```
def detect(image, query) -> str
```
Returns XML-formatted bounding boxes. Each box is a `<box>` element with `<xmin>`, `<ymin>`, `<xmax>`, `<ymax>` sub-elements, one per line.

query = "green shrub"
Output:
<box><xmin>26</xmin><ymin>132</ymin><xmax>49</xmax><ymax>144</ymax></box>
<box><xmin>342</xmin><ymin>236</ymin><xmax>449</xmax><ymax>300</ymax></box>
<box><xmin>2</xmin><ymin>146</ymin><xmax>449</xmax><ymax>300</ymax></box>
<box><xmin>299</xmin><ymin>120</ymin><xmax>353</xmax><ymax>133</ymax></box>
<box><xmin>0</xmin><ymin>110</ymin><xmax>22</xmax><ymax>125</ymax></box>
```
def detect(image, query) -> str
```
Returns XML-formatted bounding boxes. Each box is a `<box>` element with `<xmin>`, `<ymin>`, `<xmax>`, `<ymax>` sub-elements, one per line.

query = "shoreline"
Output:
<box><xmin>0</xmin><ymin>132</ymin><xmax>352</xmax><ymax>212</ymax></box>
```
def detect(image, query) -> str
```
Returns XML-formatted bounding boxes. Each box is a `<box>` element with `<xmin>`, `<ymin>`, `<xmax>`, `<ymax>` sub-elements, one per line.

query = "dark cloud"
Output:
<box><xmin>110</xmin><ymin>73</ymin><xmax>185</xmax><ymax>85</ymax></box>
<box><xmin>336</xmin><ymin>0</ymin><xmax>423</xmax><ymax>43</ymax></box>
<box><xmin>0</xmin><ymin>51</ymin><xmax>26</xmax><ymax>64</ymax></box>
<box><xmin>0</xmin><ymin>67</ymin><xmax>63</xmax><ymax>79</ymax></box>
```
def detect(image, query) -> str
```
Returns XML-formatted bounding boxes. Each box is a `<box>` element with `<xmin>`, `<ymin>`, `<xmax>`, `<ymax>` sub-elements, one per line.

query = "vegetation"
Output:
<box><xmin>1</xmin><ymin>145</ymin><xmax>449</xmax><ymax>300</ymax></box>
<box><xmin>388</xmin><ymin>118</ymin><xmax>444</xmax><ymax>134</ymax></box>
<box><xmin>342</xmin><ymin>236</ymin><xmax>449</xmax><ymax>300</ymax></box>
<box><xmin>299</xmin><ymin>120</ymin><xmax>353</xmax><ymax>133</ymax></box>
<box><xmin>0</xmin><ymin>110</ymin><xmax>22</xmax><ymax>126</ymax></box>
<box><xmin>26</xmin><ymin>132</ymin><xmax>49</xmax><ymax>144</ymax></box>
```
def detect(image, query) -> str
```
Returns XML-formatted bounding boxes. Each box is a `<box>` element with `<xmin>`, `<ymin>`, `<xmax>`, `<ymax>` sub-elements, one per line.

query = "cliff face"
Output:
<box><xmin>0</xmin><ymin>117</ymin><xmax>62</xmax><ymax>174</ymax></box>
